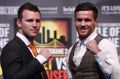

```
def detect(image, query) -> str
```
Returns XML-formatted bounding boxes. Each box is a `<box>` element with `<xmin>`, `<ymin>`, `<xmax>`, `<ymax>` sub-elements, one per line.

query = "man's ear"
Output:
<box><xmin>16</xmin><ymin>19</ymin><xmax>22</xmax><ymax>29</ymax></box>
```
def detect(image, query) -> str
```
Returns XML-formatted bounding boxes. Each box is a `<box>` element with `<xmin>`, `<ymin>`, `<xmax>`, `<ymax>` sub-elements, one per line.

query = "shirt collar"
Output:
<box><xmin>16</xmin><ymin>32</ymin><xmax>31</xmax><ymax>46</ymax></box>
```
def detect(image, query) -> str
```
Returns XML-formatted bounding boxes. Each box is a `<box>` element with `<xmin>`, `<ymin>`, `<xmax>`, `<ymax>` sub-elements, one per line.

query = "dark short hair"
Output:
<box><xmin>17</xmin><ymin>2</ymin><xmax>40</xmax><ymax>20</ymax></box>
<box><xmin>74</xmin><ymin>2</ymin><xmax>98</xmax><ymax>20</ymax></box>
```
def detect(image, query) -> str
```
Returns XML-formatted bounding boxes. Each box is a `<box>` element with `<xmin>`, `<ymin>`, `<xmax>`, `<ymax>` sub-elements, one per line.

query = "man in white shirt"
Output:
<box><xmin>1</xmin><ymin>2</ymin><xmax>51</xmax><ymax>79</ymax></box>
<box><xmin>66</xmin><ymin>2</ymin><xmax>120</xmax><ymax>79</ymax></box>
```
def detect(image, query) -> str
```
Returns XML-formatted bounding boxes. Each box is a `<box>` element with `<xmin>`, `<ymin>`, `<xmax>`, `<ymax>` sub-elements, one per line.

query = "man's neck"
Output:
<box><xmin>79</xmin><ymin>36</ymin><xmax>87</xmax><ymax>41</ymax></box>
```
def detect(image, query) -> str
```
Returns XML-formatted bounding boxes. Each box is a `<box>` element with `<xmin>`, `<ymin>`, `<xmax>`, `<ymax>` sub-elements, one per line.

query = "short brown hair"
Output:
<box><xmin>74</xmin><ymin>2</ymin><xmax>98</xmax><ymax>20</ymax></box>
<box><xmin>17</xmin><ymin>2</ymin><xmax>40</xmax><ymax>20</ymax></box>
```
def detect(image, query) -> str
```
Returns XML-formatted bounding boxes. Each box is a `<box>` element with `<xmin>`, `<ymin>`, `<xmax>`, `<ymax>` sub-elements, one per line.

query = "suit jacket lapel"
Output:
<box><xmin>14</xmin><ymin>36</ymin><xmax>33</xmax><ymax>58</ymax></box>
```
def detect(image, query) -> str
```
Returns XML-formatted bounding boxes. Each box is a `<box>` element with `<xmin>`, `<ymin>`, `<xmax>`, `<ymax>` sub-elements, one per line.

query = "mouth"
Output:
<box><xmin>79</xmin><ymin>27</ymin><xmax>88</xmax><ymax>31</ymax></box>
<box><xmin>31</xmin><ymin>29</ymin><xmax>39</xmax><ymax>33</ymax></box>
<box><xmin>77</xmin><ymin>27</ymin><xmax>90</xmax><ymax>34</ymax></box>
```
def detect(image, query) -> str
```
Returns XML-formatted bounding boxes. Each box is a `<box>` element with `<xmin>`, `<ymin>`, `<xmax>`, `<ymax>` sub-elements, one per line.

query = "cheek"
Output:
<box><xmin>37</xmin><ymin>25</ymin><xmax>40</xmax><ymax>31</ymax></box>
<box><xmin>75</xmin><ymin>21</ymin><xmax>80</xmax><ymax>26</ymax></box>
<box><xmin>21</xmin><ymin>24</ymin><xmax>30</xmax><ymax>32</ymax></box>
<box><xmin>75</xmin><ymin>22</ymin><xmax>80</xmax><ymax>29</ymax></box>
<box><xmin>91</xmin><ymin>23</ymin><xmax>96</xmax><ymax>30</ymax></box>
<box><xmin>88</xmin><ymin>25</ymin><xmax>96</xmax><ymax>33</ymax></box>
<box><xmin>37</xmin><ymin>23</ymin><xmax>41</xmax><ymax>28</ymax></box>
<box><xmin>22</xmin><ymin>25</ymin><xmax>29</xmax><ymax>31</ymax></box>
<box><xmin>23</xmin><ymin>27</ymin><xmax>30</xmax><ymax>34</ymax></box>
<box><xmin>75</xmin><ymin>26</ymin><xmax>79</xmax><ymax>32</ymax></box>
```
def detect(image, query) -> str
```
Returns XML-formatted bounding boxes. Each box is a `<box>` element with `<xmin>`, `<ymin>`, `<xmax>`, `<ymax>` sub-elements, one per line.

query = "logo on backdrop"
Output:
<box><xmin>34</xmin><ymin>18</ymin><xmax>71</xmax><ymax>79</ymax></box>
<box><xmin>101</xmin><ymin>5</ymin><xmax>120</xmax><ymax>15</ymax></box>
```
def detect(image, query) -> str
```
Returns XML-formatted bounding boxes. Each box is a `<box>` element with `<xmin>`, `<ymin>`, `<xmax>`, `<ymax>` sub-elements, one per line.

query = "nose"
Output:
<box><xmin>33</xmin><ymin>21</ymin><xmax>37</xmax><ymax>27</ymax></box>
<box><xmin>81</xmin><ymin>20</ymin><xmax>85</xmax><ymax>26</ymax></box>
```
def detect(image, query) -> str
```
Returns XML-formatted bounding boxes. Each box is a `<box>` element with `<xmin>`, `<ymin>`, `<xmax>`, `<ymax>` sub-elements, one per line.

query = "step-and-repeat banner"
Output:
<box><xmin>0</xmin><ymin>0</ymin><xmax>120</xmax><ymax>79</ymax></box>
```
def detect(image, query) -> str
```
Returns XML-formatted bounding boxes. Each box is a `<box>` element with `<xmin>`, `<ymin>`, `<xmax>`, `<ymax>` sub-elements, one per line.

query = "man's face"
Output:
<box><xmin>17</xmin><ymin>10</ymin><xmax>41</xmax><ymax>39</ymax></box>
<box><xmin>75</xmin><ymin>10</ymin><xmax>97</xmax><ymax>39</ymax></box>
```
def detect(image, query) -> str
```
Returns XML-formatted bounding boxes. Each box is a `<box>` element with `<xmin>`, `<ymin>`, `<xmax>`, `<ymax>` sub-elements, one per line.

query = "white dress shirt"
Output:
<box><xmin>66</xmin><ymin>30</ymin><xmax>120</xmax><ymax>79</ymax></box>
<box><xmin>16</xmin><ymin>32</ymin><xmax>47</xmax><ymax>64</ymax></box>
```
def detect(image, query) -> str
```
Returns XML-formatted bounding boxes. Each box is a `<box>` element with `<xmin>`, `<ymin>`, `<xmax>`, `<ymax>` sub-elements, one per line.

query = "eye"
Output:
<box><xmin>26</xmin><ymin>19</ymin><xmax>33</xmax><ymax>22</ymax></box>
<box><xmin>84</xmin><ymin>18</ymin><xmax>92</xmax><ymax>22</ymax></box>
<box><xmin>76</xmin><ymin>18</ymin><xmax>82</xmax><ymax>22</ymax></box>
<box><xmin>36</xmin><ymin>19</ymin><xmax>40</xmax><ymax>22</ymax></box>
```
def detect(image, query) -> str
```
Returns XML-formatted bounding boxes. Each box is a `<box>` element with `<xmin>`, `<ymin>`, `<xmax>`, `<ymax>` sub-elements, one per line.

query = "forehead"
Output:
<box><xmin>75</xmin><ymin>10</ymin><xmax>94</xmax><ymax>18</ymax></box>
<box><xmin>22</xmin><ymin>10</ymin><xmax>41</xmax><ymax>19</ymax></box>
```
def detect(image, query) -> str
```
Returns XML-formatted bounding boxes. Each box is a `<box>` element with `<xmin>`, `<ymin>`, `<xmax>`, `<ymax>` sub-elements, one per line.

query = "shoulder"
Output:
<box><xmin>3</xmin><ymin>38</ymin><xmax>18</xmax><ymax>48</ymax></box>
<box><xmin>98</xmin><ymin>38</ymin><xmax>117</xmax><ymax>50</ymax></box>
<box><xmin>96</xmin><ymin>34</ymin><xmax>114</xmax><ymax>45</ymax></box>
<box><xmin>1</xmin><ymin>37</ymin><xmax>23</xmax><ymax>55</ymax></box>
<box><xmin>1</xmin><ymin>39</ymin><xmax>21</xmax><ymax>60</ymax></box>
<box><xmin>99</xmin><ymin>38</ymin><xmax>115</xmax><ymax>46</ymax></box>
